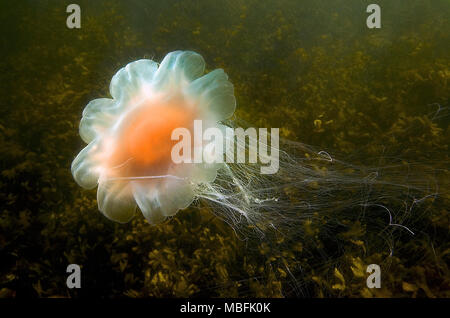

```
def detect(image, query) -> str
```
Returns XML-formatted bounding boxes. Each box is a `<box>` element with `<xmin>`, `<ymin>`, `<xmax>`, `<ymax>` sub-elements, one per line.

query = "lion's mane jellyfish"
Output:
<box><xmin>72</xmin><ymin>51</ymin><xmax>235</xmax><ymax>224</ymax></box>
<box><xmin>72</xmin><ymin>51</ymin><xmax>438</xmax><ymax>245</ymax></box>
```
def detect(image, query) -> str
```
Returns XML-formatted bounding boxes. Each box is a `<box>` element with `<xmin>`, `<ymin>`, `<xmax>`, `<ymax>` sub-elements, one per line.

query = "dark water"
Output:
<box><xmin>0</xmin><ymin>0</ymin><xmax>449</xmax><ymax>297</ymax></box>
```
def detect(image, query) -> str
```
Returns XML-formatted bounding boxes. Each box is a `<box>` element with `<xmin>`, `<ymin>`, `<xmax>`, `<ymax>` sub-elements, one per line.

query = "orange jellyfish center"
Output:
<box><xmin>108</xmin><ymin>97</ymin><xmax>196</xmax><ymax>178</ymax></box>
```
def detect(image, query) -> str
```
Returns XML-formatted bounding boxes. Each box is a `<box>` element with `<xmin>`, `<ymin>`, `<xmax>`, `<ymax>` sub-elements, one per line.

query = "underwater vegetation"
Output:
<box><xmin>0</xmin><ymin>0</ymin><xmax>449</xmax><ymax>297</ymax></box>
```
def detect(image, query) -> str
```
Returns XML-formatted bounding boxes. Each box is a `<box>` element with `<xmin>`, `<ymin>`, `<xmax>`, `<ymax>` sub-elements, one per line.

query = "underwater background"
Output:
<box><xmin>0</xmin><ymin>0</ymin><xmax>449</xmax><ymax>297</ymax></box>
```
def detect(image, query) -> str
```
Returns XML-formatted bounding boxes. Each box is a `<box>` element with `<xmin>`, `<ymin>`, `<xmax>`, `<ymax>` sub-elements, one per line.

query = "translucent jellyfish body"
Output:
<box><xmin>72</xmin><ymin>50</ymin><xmax>434</xmax><ymax>248</ymax></box>
<box><xmin>71</xmin><ymin>51</ymin><xmax>236</xmax><ymax>224</ymax></box>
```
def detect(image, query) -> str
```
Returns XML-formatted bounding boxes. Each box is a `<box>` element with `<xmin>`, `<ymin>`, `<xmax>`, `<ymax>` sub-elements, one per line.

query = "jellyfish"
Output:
<box><xmin>72</xmin><ymin>51</ymin><xmax>237</xmax><ymax>224</ymax></box>
<box><xmin>72</xmin><ymin>50</ymin><xmax>441</xmax><ymax>246</ymax></box>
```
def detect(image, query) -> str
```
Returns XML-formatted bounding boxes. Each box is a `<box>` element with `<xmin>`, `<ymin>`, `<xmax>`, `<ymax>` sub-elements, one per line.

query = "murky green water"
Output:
<box><xmin>0</xmin><ymin>0</ymin><xmax>448</xmax><ymax>297</ymax></box>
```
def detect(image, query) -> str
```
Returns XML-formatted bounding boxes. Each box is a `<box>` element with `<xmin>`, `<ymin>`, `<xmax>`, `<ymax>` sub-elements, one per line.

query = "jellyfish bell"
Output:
<box><xmin>71</xmin><ymin>51</ymin><xmax>236</xmax><ymax>224</ymax></box>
